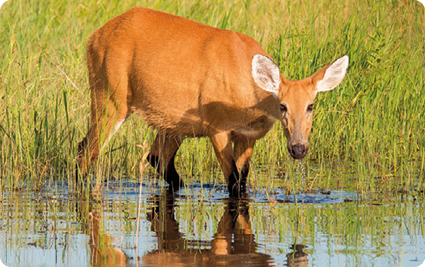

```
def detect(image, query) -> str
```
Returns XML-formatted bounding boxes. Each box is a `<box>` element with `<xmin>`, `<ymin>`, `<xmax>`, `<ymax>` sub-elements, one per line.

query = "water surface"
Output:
<box><xmin>0</xmin><ymin>181</ymin><xmax>424</xmax><ymax>267</ymax></box>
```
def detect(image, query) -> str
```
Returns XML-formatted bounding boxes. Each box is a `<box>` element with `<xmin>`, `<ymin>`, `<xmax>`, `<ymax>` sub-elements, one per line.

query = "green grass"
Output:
<box><xmin>0</xmin><ymin>0</ymin><xmax>424</xmax><ymax>199</ymax></box>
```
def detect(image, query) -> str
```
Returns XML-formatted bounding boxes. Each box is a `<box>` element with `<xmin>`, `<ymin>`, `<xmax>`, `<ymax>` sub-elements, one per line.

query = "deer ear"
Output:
<box><xmin>252</xmin><ymin>54</ymin><xmax>281</xmax><ymax>93</ymax></box>
<box><xmin>313</xmin><ymin>55</ymin><xmax>349</xmax><ymax>93</ymax></box>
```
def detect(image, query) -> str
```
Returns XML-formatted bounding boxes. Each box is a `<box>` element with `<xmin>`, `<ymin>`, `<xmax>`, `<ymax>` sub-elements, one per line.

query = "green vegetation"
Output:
<box><xmin>0</xmin><ymin>0</ymin><xmax>424</xmax><ymax>199</ymax></box>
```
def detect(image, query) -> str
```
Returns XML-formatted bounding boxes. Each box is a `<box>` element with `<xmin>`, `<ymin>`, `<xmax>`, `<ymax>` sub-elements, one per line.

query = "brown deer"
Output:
<box><xmin>76</xmin><ymin>7</ymin><xmax>349</xmax><ymax>197</ymax></box>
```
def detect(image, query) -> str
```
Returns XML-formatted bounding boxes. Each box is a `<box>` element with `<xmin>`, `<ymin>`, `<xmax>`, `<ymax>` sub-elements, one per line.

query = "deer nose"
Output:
<box><xmin>289</xmin><ymin>144</ymin><xmax>307</xmax><ymax>159</ymax></box>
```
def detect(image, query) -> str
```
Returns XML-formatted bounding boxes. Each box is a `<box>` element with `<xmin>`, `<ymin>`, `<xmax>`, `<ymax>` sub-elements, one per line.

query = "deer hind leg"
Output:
<box><xmin>77</xmin><ymin>77</ymin><xmax>130</xmax><ymax>178</ymax></box>
<box><xmin>148</xmin><ymin>131</ymin><xmax>184</xmax><ymax>190</ymax></box>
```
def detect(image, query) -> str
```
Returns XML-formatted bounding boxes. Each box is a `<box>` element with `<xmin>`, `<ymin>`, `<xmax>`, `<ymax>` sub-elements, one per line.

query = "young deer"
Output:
<box><xmin>77</xmin><ymin>7</ymin><xmax>349</xmax><ymax>197</ymax></box>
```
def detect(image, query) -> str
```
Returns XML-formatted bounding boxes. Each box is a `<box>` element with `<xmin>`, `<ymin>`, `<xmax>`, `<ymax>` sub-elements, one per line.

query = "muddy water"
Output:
<box><xmin>0</xmin><ymin>181</ymin><xmax>424</xmax><ymax>267</ymax></box>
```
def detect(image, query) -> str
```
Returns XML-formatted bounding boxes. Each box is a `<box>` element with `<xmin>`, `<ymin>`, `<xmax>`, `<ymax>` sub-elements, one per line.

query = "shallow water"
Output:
<box><xmin>0</xmin><ymin>181</ymin><xmax>424</xmax><ymax>267</ymax></box>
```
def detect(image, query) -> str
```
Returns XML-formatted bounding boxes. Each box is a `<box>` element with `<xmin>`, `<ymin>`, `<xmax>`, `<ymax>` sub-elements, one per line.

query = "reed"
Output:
<box><xmin>0</xmin><ymin>0</ymin><xmax>423</xmax><ymax>198</ymax></box>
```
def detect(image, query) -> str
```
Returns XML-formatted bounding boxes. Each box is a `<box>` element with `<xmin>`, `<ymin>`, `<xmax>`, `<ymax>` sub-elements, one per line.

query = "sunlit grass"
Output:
<box><xmin>0</xmin><ymin>0</ymin><xmax>424</xmax><ymax>200</ymax></box>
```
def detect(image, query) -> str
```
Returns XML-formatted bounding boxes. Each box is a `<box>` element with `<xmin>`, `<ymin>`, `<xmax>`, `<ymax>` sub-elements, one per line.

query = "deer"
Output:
<box><xmin>76</xmin><ymin>7</ymin><xmax>349</xmax><ymax>197</ymax></box>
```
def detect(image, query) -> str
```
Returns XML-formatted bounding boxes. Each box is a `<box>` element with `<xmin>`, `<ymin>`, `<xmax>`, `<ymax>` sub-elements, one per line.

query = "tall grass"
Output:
<box><xmin>0</xmin><ymin>0</ymin><xmax>424</xmax><ymax>197</ymax></box>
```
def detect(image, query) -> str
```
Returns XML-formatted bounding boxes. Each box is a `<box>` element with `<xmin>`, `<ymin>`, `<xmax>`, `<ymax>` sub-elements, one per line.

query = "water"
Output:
<box><xmin>0</xmin><ymin>181</ymin><xmax>424</xmax><ymax>267</ymax></box>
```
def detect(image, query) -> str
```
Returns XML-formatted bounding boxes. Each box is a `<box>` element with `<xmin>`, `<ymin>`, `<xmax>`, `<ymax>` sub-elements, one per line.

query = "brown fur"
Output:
<box><xmin>76</xmin><ymin>7</ymin><xmax>344</xmax><ymax>196</ymax></box>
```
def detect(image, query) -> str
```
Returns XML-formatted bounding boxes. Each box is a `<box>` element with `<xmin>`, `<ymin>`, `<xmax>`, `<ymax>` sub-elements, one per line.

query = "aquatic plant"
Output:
<box><xmin>0</xmin><ymin>0</ymin><xmax>423</xmax><ymax>199</ymax></box>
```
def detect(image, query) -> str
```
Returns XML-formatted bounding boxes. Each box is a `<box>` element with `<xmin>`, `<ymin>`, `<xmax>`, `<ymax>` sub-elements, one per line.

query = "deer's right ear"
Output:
<box><xmin>252</xmin><ymin>54</ymin><xmax>280</xmax><ymax>93</ymax></box>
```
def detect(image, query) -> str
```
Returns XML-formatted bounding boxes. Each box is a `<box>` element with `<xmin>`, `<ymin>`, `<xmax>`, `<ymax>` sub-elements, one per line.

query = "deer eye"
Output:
<box><xmin>280</xmin><ymin>104</ymin><xmax>287</xmax><ymax>113</ymax></box>
<box><xmin>307</xmin><ymin>104</ymin><xmax>314</xmax><ymax>112</ymax></box>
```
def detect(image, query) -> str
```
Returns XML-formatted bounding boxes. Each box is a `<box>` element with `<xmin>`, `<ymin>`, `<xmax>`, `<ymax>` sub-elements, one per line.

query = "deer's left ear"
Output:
<box><xmin>312</xmin><ymin>55</ymin><xmax>349</xmax><ymax>93</ymax></box>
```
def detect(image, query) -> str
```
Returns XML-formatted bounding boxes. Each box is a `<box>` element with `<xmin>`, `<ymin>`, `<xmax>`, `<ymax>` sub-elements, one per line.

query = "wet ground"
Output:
<box><xmin>0</xmin><ymin>181</ymin><xmax>424</xmax><ymax>267</ymax></box>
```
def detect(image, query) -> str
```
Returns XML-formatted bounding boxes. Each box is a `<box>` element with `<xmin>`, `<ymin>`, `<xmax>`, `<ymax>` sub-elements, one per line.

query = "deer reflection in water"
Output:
<box><xmin>142</xmin><ymin>192</ymin><xmax>273</xmax><ymax>266</ymax></box>
<box><xmin>76</xmin><ymin>196</ymin><xmax>127</xmax><ymax>267</ymax></box>
<box><xmin>285</xmin><ymin>244</ymin><xmax>309</xmax><ymax>267</ymax></box>
<box><xmin>76</xmin><ymin>192</ymin><xmax>310</xmax><ymax>266</ymax></box>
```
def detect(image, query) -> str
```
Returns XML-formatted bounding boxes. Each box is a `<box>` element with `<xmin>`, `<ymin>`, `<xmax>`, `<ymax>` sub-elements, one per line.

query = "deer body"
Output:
<box><xmin>77</xmin><ymin>7</ymin><xmax>348</xmax><ymax>197</ymax></box>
